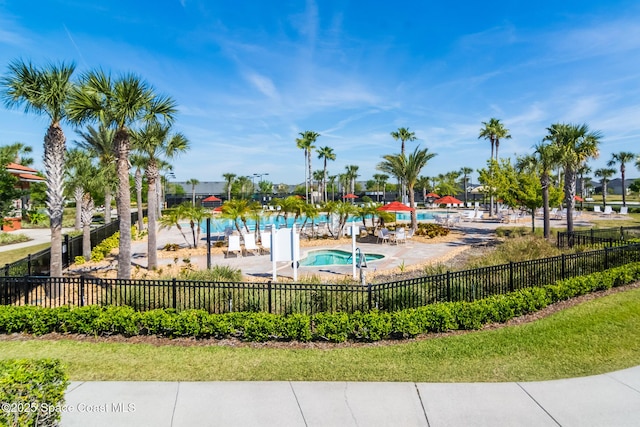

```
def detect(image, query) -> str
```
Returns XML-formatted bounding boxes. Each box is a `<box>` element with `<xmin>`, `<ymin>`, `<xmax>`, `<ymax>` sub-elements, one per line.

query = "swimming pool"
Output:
<box><xmin>299</xmin><ymin>249</ymin><xmax>385</xmax><ymax>267</ymax></box>
<box><xmin>394</xmin><ymin>211</ymin><xmax>448</xmax><ymax>221</ymax></box>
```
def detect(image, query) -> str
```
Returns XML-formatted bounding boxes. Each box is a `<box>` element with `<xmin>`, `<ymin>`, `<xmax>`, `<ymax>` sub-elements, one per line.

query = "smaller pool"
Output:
<box><xmin>299</xmin><ymin>249</ymin><xmax>385</xmax><ymax>267</ymax></box>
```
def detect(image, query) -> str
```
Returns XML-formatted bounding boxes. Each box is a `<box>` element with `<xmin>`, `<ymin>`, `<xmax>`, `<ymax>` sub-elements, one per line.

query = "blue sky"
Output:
<box><xmin>1</xmin><ymin>0</ymin><xmax>640</xmax><ymax>186</ymax></box>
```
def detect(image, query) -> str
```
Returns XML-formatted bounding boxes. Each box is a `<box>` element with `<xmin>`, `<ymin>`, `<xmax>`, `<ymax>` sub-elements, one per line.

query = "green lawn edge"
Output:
<box><xmin>1</xmin><ymin>286</ymin><xmax>639</xmax><ymax>383</ymax></box>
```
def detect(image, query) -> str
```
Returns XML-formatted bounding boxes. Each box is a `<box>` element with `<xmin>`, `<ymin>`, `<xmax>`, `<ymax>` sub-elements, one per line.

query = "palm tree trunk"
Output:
<box><xmin>603</xmin><ymin>181</ymin><xmax>608</xmax><ymax>208</ymax></box>
<box><xmin>135</xmin><ymin>168</ymin><xmax>144</xmax><ymax>232</ymax></box>
<box><xmin>44</xmin><ymin>123</ymin><xmax>65</xmax><ymax>278</ymax></box>
<box><xmin>408</xmin><ymin>185</ymin><xmax>417</xmax><ymax>230</ymax></box>
<box><xmin>621</xmin><ymin>166</ymin><xmax>626</xmax><ymax>207</ymax></box>
<box><xmin>308</xmin><ymin>150</ymin><xmax>313</xmax><ymax>203</ymax></box>
<box><xmin>564</xmin><ymin>167</ymin><xmax>576</xmax><ymax>234</ymax></box>
<box><xmin>104</xmin><ymin>187</ymin><xmax>112</xmax><ymax>224</ymax></box>
<box><xmin>74</xmin><ymin>186</ymin><xmax>83</xmax><ymax>231</ymax></box>
<box><xmin>115</xmin><ymin>128</ymin><xmax>132</xmax><ymax>279</ymax></box>
<box><xmin>147</xmin><ymin>165</ymin><xmax>159</xmax><ymax>270</ymax></box>
<box><xmin>81</xmin><ymin>193</ymin><xmax>94</xmax><ymax>260</ymax></box>
<box><xmin>541</xmin><ymin>173</ymin><xmax>551</xmax><ymax>239</ymax></box>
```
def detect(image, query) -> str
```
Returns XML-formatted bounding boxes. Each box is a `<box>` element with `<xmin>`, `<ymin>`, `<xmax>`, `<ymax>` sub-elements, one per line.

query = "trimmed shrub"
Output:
<box><xmin>0</xmin><ymin>359</ymin><xmax>69</xmax><ymax>427</ymax></box>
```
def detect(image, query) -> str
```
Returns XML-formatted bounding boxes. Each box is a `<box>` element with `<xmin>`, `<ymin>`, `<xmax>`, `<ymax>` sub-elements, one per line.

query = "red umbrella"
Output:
<box><xmin>426</xmin><ymin>192</ymin><xmax>440</xmax><ymax>198</ymax></box>
<box><xmin>376</xmin><ymin>201</ymin><xmax>415</xmax><ymax>212</ymax></box>
<box><xmin>342</xmin><ymin>193</ymin><xmax>358</xmax><ymax>199</ymax></box>
<box><xmin>434</xmin><ymin>195</ymin><xmax>463</xmax><ymax>205</ymax></box>
<box><xmin>574</xmin><ymin>195</ymin><xmax>584</xmax><ymax>202</ymax></box>
<box><xmin>202</xmin><ymin>195</ymin><xmax>221</xmax><ymax>202</ymax></box>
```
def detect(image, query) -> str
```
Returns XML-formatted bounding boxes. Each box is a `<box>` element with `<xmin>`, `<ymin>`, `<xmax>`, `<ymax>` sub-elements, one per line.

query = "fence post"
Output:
<box><xmin>620</xmin><ymin>226</ymin><xmax>624</xmax><ymax>241</ymax></box>
<box><xmin>64</xmin><ymin>234</ymin><xmax>70</xmax><ymax>268</ymax></box>
<box><xmin>590</xmin><ymin>228</ymin><xmax>594</xmax><ymax>246</ymax></box>
<box><xmin>27</xmin><ymin>254</ymin><xmax>32</xmax><ymax>276</ymax></box>
<box><xmin>4</xmin><ymin>263</ymin><xmax>8</xmax><ymax>277</ymax></box>
<box><xmin>172</xmin><ymin>278</ymin><xmax>177</xmax><ymax>310</ymax></box>
<box><xmin>446</xmin><ymin>271</ymin><xmax>451</xmax><ymax>302</ymax></box>
<box><xmin>509</xmin><ymin>261</ymin><xmax>514</xmax><ymax>292</ymax></box>
<box><xmin>561</xmin><ymin>254</ymin><xmax>566</xmax><ymax>280</ymax></box>
<box><xmin>604</xmin><ymin>247</ymin><xmax>609</xmax><ymax>270</ymax></box>
<box><xmin>367</xmin><ymin>284</ymin><xmax>373</xmax><ymax>311</ymax></box>
<box><xmin>79</xmin><ymin>276</ymin><xmax>85</xmax><ymax>307</ymax></box>
<box><xmin>267</xmin><ymin>280</ymin><xmax>272</xmax><ymax>314</ymax></box>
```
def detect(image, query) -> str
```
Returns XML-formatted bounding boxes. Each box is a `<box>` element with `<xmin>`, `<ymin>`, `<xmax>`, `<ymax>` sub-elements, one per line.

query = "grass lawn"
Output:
<box><xmin>1</xmin><ymin>287</ymin><xmax>639</xmax><ymax>382</ymax></box>
<box><xmin>0</xmin><ymin>242</ymin><xmax>50</xmax><ymax>266</ymax></box>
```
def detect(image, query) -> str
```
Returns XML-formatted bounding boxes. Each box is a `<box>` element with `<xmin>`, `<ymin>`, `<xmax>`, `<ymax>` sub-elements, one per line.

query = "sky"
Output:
<box><xmin>1</xmin><ymin>0</ymin><xmax>640</xmax><ymax>186</ymax></box>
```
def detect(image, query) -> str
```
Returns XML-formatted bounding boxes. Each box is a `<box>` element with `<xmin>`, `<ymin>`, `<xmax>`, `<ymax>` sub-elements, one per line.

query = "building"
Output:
<box><xmin>3</xmin><ymin>162</ymin><xmax>45</xmax><ymax>231</ymax></box>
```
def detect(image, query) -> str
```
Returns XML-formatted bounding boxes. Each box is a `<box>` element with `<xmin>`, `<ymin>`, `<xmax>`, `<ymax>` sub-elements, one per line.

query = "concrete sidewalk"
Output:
<box><xmin>61</xmin><ymin>365</ymin><xmax>640</xmax><ymax>426</ymax></box>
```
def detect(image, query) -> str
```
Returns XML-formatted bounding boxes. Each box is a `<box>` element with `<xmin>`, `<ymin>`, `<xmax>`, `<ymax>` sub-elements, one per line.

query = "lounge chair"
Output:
<box><xmin>593</xmin><ymin>205</ymin><xmax>602</xmax><ymax>214</ymax></box>
<box><xmin>463</xmin><ymin>210</ymin><xmax>476</xmax><ymax>222</ymax></box>
<box><xmin>620</xmin><ymin>206</ymin><xmax>629</xmax><ymax>216</ymax></box>
<box><xmin>226</xmin><ymin>235</ymin><xmax>242</xmax><ymax>258</ymax></box>
<box><xmin>260</xmin><ymin>231</ymin><xmax>271</xmax><ymax>254</ymax></box>
<box><xmin>603</xmin><ymin>206</ymin><xmax>613</xmax><ymax>216</ymax></box>
<box><xmin>243</xmin><ymin>233</ymin><xmax>260</xmax><ymax>256</ymax></box>
<box><xmin>377</xmin><ymin>228</ymin><xmax>390</xmax><ymax>244</ymax></box>
<box><xmin>474</xmin><ymin>210</ymin><xmax>484</xmax><ymax>221</ymax></box>
<box><xmin>406</xmin><ymin>228</ymin><xmax>414</xmax><ymax>240</ymax></box>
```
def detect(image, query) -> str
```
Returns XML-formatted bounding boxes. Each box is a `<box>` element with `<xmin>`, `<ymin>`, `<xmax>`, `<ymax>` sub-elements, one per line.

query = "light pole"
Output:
<box><xmin>164</xmin><ymin>172</ymin><xmax>175</xmax><ymax>209</ymax></box>
<box><xmin>253</xmin><ymin>173</ymin><xmax>269</xmax><ymax>195</ymax></box>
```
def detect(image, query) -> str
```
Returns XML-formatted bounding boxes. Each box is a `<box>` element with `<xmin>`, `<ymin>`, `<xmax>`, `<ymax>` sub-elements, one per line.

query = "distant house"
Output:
<box><xmin>201</xmin><ymin>195</ymin><xmax>222</xmax><ymax>209</ymax></box>
<box><xmin>3</xmin><ymin>163</ymin><xmax>46</xmax><ymax>231</ymax></box>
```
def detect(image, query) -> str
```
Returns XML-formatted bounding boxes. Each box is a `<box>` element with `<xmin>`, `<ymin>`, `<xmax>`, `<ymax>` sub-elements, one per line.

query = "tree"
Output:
<box><xmin>459</xmin><ymin>167</ymin><xmax>473</xmax><ymax>206</ymax></box>
<box><xmin>1</xmin><ymin>59</ymin><xmax>75</xmax><ymax>277</ymax></box>
<box><xmin>75</xmin><ymin>124</ymin><xmax>116</xmax><ymax>224</ymax></box>
<box><xmin>545</xmin><ymin>123</ymin><xmax>601</xmax><ymax>234</ymax></box>
<box><xmin>132</xmin><ymin>123</ymin><xmax>189</xmax><ymax>270</ymax></box>
<box><xmin>1</xmin><ymin>142</ymin><xmax>34</xmax><ymax>166</ymax></box>
<box><xmin>186</xmin><ymin>178</ymin><xmax>199</xmax><ymax>206</ymax></box>
<box><xmin>576</xmin><ymin>164</ymin><xmax>592</xmax><ymax>202</ymax></box>
<box><xmin>316</xmin><ymin>145</ymin><xmax>335</xmax><ymax>202</ymax></box>
<box><xmin>344</xmin><ymin>165</ymin><xmax>359</xmax><ymax>196</ymax></box>
<box><xmin>68</xmin><ymin>71</ymin><xmax>177</xmax><ymax>279</ymax></box>
<box><xmin>607</xmin><ymin>152</ymin><xmax>635</xmax><ymax>207</ymax></box>
<box><xmin>296</xmin><ymin>131</ymin><xmax>319</xmax><ymax>203</ymax></box>
<box><xmin>372</xmin><ymin>173</ymin><xmax>389</xmax><ymax>202</ymax></box>
<box><xmin>130</xmin><ymin>154</ymin><xmax>146</xmax><ymax>233</ymax></box>
<box><xmin>0</xmin><ymin>148</ymin><xmax>22</xmax><ymax>222</ymax></box>
<box><xmin>377</xmin><ymin>146</ymin><xmax>436</xmax><ymax>230</ymax></box>
<box><xmin>533</xmin><ymin>142</ymin><xmax>561</xmax><ymax>239</ymax></box>
<box><xmin>594</xmin><ymin>167</ymin><xmax>616</xmax><ymax>209</ymax></box>
<box><xmin>478</xmin><ymin>118</ymin><xmax>511</xmax><ymax>160</ymax></box>
<box><xmin>390</xmin><ymin>127</ymin><xmax>416</xmax><ymax>156</ymax></box>
<box><xmin>220</xmin><ymin>199</ymin><xmax>251</xmax><ymax>234</ymax></box>
<box><xmin>258</xmin><ymin>180</ymin><xmax>273</xmax><ymax>195</ymax></box>
<box><xmin>222</xmin><ymin>173</ymin><xmax>236</xmax><ymax>201</ymax></box>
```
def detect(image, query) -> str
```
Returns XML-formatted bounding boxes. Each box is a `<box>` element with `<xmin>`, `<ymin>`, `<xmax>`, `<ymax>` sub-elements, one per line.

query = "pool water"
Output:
<box><xmin>299</xmin><ymin>249</ymin><xmax>385</xmax><ymax>267</ymax></box>
<box><xmin>394</xmin><ymin>211</ymin><xmax>448</xmax><ymax>221</ymax></box>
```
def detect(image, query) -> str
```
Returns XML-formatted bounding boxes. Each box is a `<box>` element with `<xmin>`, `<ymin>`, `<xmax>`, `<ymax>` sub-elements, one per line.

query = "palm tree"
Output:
<box><xmin>130</xmin><ymin>154</ymin><xmax>146</xmax><ymax>233</ymax></box>
<box><xmin>345</xmin><ymin>165</ymin><xmax>359</xmax><ymax>196</ymax></box>
<box><xmin>545</xmin><ymin>123</ymin><xmax>601</xmax><ymax>233</ymax></box>
<box><xmin>221</xmin><ymin>199</ymin><xmax>251</xmax><ymax>234</ymax></box>
<box><xmin>68</xmin><ymin>71</ymin><xmax>177</xmax><ymax>279</ymax></box>
<box><xmin>2</xmin><ymin>142</ymin><xmax>34</xmax><ymax>166</ymax></box>
<box><xmin>158</xmin><ymin>207</ymin><xmax>190</xmax><ymax>248</ymax></box>
<box><xmin>372</xmin><ymin>173</ymin><xmax>388</xmax><ymax>202</ymax></box>
<box><xmin>317</xmin><ymin>146</ymin><xmax>335</xmax><ymax>202</ymax></box>
<box><xmin>222</xmin><ymin>173</ymin><xmax>236</xmax><ymax>201</ymax></box>
<box><xmin>576</xmin><ymin>164</ymin><xmax>592</xmax><ymax>202</ymax></box>
<box><xmin>533</xmin><ymin>142</ymin><xmax>561</xmax><ymax>239</ymax></box>
<box><xmin>607</xmin><ymin>152</ymin><xmax>635</xmax><ymax>207</ymax></box>
<box><xmin>1</xmin><ymin>59</ymin><xmax>75</xmax><ymax>277</ymax></box>
<box><xmin>416</xmin><ymin>176</ymin><xmax>430</xmax><ymax>204</ymax></box>
<box><xmin>390</xmin><ymin>127</ymin><xmax>416</xmax><ymax>155</ymax></box>
<box><xmin>296</xmin><ymin>131</ymin><xmax>319</xmax><ymax>202</ymax></box>
<box><xmin>479</xmin><ymin>118</ymin><xmax>511</xmax><ymax>160</ymax></box>
<box><xmin>313</xmin><ymin>170</ymin><xmax>324</xmax><ymax>199</ymax></box>
<box><xmin>594</xmin><ymin>168</ymin><xmax>616</xmax><ymax>209</ymax></box>
<box><xmin>186</xmin><ymin>178</ymin><xmax>200</xmax><ymax>206</ymax></box>
<box><xmin>378</xmin><ymin>146</ymin><xmax>436</xmax><ymax>230</ymax></box>
<box><xmin>75</xmin><ymin>124</ymin><xmax>116</xmax><ymax>224</ymax></box>
<box><xmin>327</xmin><ymin>175</ymin><xmax>337</xmax><ymax>201</ymax></box>
<box><xmin>132</xmin><ymin>123</ymin><xmax>189</xmax><ymax>270</ymax></box>
<box><xmin>460</xmin><ymin>167</ymin><xmax>474</xmax><ymax>206</ymax></box>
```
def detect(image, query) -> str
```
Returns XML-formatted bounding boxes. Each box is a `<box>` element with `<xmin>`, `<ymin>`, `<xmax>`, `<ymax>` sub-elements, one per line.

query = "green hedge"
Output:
<box><xmin>1</xmin><ymin>263</ymin><xmax>639</xmax><ymax>343</ymax></box>
<box><xmin>0</xmin><ymin>359</ymin><xmax>69</xmax><ymax>427</ymax></box>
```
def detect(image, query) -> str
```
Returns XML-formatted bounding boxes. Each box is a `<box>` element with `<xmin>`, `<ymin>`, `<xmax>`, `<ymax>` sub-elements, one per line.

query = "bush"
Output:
<box><xmin>415</xmin><ymin>223</ymin><xmax>450</xmax><ymax>238</ymax></box>
<box><xmin>0</xmin><ymin>359</ymin><xmax>69</xmax><ymax>427</ymax></box>
<box><xmin>90</xmin><ymin>232</ymin><xmax>119</xmax><ymax>262</ymax></box>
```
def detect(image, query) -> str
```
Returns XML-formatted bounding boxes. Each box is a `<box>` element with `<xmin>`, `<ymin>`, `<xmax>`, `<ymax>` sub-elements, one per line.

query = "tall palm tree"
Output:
<box><xmin>75</xmin><ymin>124</ymin><xmax>116</xmax><ymax>224</ymax></box>
<box><xmin>132</xmin><ymin>123</ymin><xmax>189</xmax><ymax>270</ymax></box>
<box><xmin>390</xmin><ymin>127</ymin><xmax>416</xmax><ymax>155</ymax></box>
<box><xmin>545</xmin><ymin>123</ymin><xmax>601</xmax><ymax>233</ymax></box>
<box><xmin>479</xmin><ymin>118</ymin><xmax>511</xmax><ymax>160</ymax></box>
<box><xmin>327</xmin><ymin>175</ymin><xmax>337</xmax><ymax>201</ymax></box>
<box><xmin>576</xmin><ymin>164</ymin><xmax>592</xmax><ymax>202</ymax></box>
<box><xmin>296</xmin><ymin>131</ymin><xmax>319</xmax><ymax>202</ymax></box>
<box><xmin>222</xmin><ymin>173</ymin><xmax>236</xmax><ymax>201</ymax></box>
<box><xmin>1</xmin><ymin>59</ymin><xmax>75</xmax><ymax>277</ymax></box>
<box><xmin>533</xmin><ymin>142</ymin><xmax>561</xmax><ymax>239</ymax></box>
<box><xmin>372</xmin><ymin>173</ymin><xmax>389</xmax><ymax>202</ymax></box>
<box><xmin>186</xmin><ymin>178</ymin><xmax>200</xmax><ymax>206</ymax></box>
<box><xmin>459</xmin><ymin>166</ymin><xmax>474</xmax><ymax>206</ymax></box>
<box><xmin>345</xmin><ymin>164</ymin><xmax>359</xmax><ymax>196</ymax></box>
<box><xmin>317</xmin><ymin>145</ymin><xmax>335</xmax><ymax>202</ymax></box>
<box><xmin>68</xmin><ymin>71</ymin><xmax>177</xmax><ymax>279</ymax></box>
<box><xmin>607</xmin><ymin>152</ymin><xmax>635</xmax><ymax>207</ymax></box>
<box><xmin>378</xmin><ymin>146</ymin><xmax>436</xmax><ymax>230</ymax></box>
<box><xmin>594</xmin><ymin>168</ymin><xmax>617</xmax><ymax>209</ymax></box>
<box><xmin>2</xmin><ymin>142</ymin><xmax>34</xmax><ymax>166</ymax></box>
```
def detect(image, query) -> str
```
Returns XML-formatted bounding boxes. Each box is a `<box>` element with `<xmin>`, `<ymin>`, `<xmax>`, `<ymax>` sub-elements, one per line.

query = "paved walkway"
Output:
<box><xmin>61</xmin><ymin>365</ymin><xmax>640</xmax><ymax>426</ymax></box>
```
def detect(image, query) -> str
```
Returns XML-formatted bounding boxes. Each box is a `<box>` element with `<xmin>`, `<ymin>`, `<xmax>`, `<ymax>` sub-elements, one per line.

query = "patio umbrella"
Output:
<box><xmin>434</xmin><ymin>195</ymin><xmax>463</xmax><ymax>205</ymax></box>
<box><xmin>425</xmin><ymin>192</ymin><xmax>439</xmax><ymax>198</ymax></box>
<box><xmin>574</xmin><ymin>195</ymin><xmax>584</xmax><ymax>202</ymax></box>
<box><xmin>376</xmin><ymin>201</ymin><xmax>415</xmax><ymax>212</ymax></box>
<box><xmin>342</xmin><ymin>193</ymin><xmax>358</xmax><ymax>199</ymax></box>
<box><xmin>202</xmin><ymin>195</ymin><xmax>221</xmax><ymax>202</ymax></box>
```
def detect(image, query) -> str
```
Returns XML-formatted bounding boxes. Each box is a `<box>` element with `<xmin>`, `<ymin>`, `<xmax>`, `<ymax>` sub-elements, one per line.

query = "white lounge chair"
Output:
<box><xmin>593</xmin><ymin>205</ymin><xmax>601</xmax><ymax>214</ymax></box>
<box><xmin>242</xmin><ymin>233</ymin><xmax>260</xmax><ymax>256</ymax></box>
<box><xmin>226</xmin><ymin>235</ymin><xmax>242</xmax><ymax>258</ymax></box>
<box><xmin>473</xmin><ymin>211</ymin><xmax>484</xmax><ymax>221</ymax></box>
<box><xmin>260</xmin><ymin>231</ymin><xmax>271</xmax><ymax>254</ymax></box>
<box><xmin>620</xmin><ymin>206</ymin><xmax>629</xmax><ymax>216</ymax></box>
<box><xmin>603</xmin><ymin>206</ymin><xmax>613</xmax><ymax>216</ymax></box>
<box><xmin>463</xmin><ymin>210</ymin><xmax>476</xmax><ymax>222</ymax></box>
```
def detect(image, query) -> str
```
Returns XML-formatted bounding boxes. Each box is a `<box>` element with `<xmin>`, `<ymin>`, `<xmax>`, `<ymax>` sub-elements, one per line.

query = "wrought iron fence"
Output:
<box><xmin>2</xmin><ymin>243</ymin><xmax>639</xmax><ymax>314</ymax></box>
<box><xmin>557</xmin><ymin>226</ymin><xmax>640</xmax><ymax>248</ymax></box>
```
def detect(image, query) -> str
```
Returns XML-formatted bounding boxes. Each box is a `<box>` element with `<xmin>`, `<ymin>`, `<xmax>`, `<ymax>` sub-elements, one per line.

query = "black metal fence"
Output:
<box><xmin>557</xmin><ymin>226</ymin><xmax>640</xmax><ymax>248</ymax></box>
<box><xmin>2</xmin><ymin>243</ymin><xmax>639</xmax><ymax>314</ymax></box>
<box><xmin>1</xmin><ymin>210</ymin><xmax>145</xmax><ymax>277</ymax></box>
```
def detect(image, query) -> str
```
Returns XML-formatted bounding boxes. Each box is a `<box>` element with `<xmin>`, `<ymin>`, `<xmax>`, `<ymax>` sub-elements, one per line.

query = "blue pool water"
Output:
<box><xmin>201</xmin><ymin>214</ymin><xmax>360</xmax><ymax>233</ymax></box>
<box><xmin>299</xmin><ymin>249</ymin><xmax>385</xmax><ymax>267</ymax></box>
<box><xmin>394</xmin><ymin>211</ymin><xmax>447</xmax><ymax>221</ymax></box>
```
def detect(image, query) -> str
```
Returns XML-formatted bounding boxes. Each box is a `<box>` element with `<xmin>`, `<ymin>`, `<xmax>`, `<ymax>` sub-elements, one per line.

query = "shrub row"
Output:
<box><xmin>1</xmin><ymin>263</ymin><xmax>639</xmax><ymax>343</ymax></box>
<box><xmin>0</xmin><ymin>359</ymin><xmax>69</xmax><ymax>427</ymax></box>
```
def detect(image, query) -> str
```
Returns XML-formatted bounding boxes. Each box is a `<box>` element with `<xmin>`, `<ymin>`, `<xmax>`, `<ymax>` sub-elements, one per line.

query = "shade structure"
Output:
<box><xmin>434</xmin><ymin>195</ymin><xmax>463</xmax><ymax>205</ymax></box>
<box><xmin>574</xmin><ymin>195</ymin><xmax>584</xmax><ymax>202</ymax></box>
<box><xmin>425</xmin><ymin>192</ymin><xmax>440</xmax><ymax>198</ymax></box>
<box><xmin>376</xmin><ymin>201</ymin><xmax>415</xmax><ymax>212</ymax></box>
<box><xmin>202</xmin><ymin>195</ymin><xmax>221</xmax><ymax>202</ymax></box>
<box><xmin>342</xmin><ymin>193</ymin><xmax>358</xmax><ymax>199</ymax></box>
